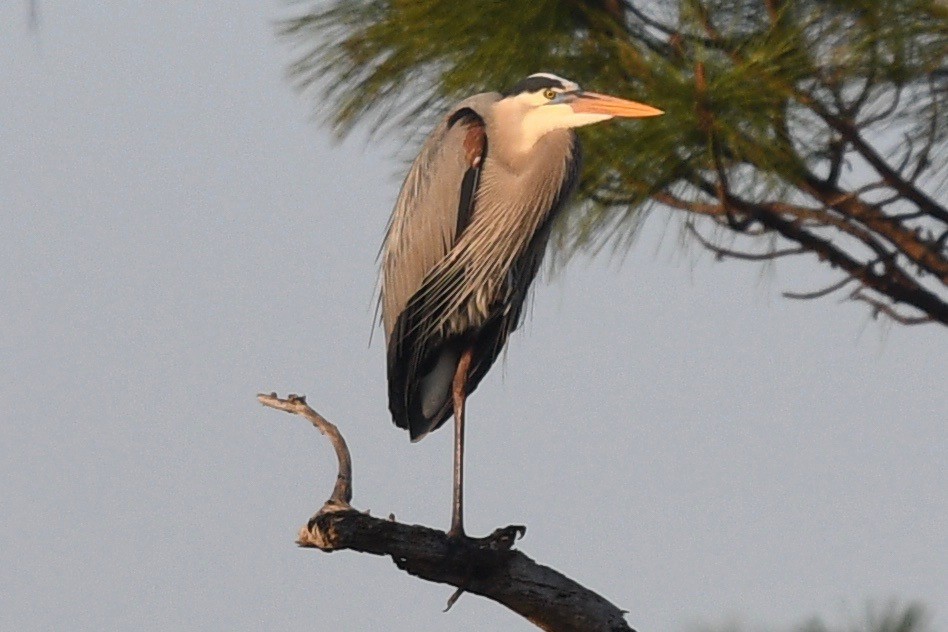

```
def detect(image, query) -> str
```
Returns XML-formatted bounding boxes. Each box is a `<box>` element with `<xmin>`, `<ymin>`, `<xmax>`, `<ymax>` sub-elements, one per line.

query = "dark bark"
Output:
<box><xmin>258</xmin><ymin>392</ymin><xmax>636</xmax><ymax>632</ymax></box>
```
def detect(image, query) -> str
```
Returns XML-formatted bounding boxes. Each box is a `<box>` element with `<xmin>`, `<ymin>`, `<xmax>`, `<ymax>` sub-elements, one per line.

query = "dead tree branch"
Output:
<box><xmin>258</xmin><ymin>392</ymin><xmax>352</xmax><ymax>509</ymax></box>
<box><xmin>257</xmin><ymin>392</ymin><xmax>636</xmax><ymax>632</ymax></box>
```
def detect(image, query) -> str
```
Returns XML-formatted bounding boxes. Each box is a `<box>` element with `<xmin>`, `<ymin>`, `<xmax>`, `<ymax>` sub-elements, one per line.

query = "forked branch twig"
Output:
<box><xmin>258</xmin><ymin>392</ymin><xmax>352</xmax><ymax>509</ymax></box>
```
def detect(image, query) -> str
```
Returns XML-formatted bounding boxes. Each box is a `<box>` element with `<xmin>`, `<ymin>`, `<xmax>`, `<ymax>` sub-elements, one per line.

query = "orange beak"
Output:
<box><xmin>569</xmin><ymin>91</ymin><xmax>664</xmax><ymax>118</ymax></box>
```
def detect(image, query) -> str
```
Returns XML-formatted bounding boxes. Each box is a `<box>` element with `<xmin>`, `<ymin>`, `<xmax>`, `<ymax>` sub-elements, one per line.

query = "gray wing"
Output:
<box><xmin>380</xmin><ymin>93</ymin><xmax>497</xmax><ymax>437</ymax></box>
<box><xmin>379</xmin><ymin>92</ymin><xmax>500</xmax><ymax>340</ymax></box>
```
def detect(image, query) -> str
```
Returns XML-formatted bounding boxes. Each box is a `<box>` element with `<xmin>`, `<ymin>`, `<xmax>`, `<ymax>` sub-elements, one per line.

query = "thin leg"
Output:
<box><xmin>448</xmin><ymin>347</ymin><xmax>474</xmax><ymax>539</ymax></box>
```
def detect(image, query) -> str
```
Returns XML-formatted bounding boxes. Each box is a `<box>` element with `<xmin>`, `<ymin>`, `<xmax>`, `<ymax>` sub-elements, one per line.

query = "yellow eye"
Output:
<box><xmin>542</xmin><ymin>89</ymin><xmax>557</xmax><ymax>100</ymax></box>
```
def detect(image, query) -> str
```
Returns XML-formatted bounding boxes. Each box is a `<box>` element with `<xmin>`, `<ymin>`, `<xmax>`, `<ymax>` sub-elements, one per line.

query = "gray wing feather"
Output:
<box><xmin>379</xmin><ymin>93</ymin><xmax>500</xmax><ymax>339</ymax></box>
<box><xmin>405</xmin><ymin>133</ymin><xmax>580</xmax><ymax>342</ymax></box>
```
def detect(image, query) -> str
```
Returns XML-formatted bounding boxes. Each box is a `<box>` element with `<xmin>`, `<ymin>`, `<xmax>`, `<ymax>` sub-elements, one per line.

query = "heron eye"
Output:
<box><xmin>542</xmin><ymin>89</ymin><xmax>557</xmax><ymax>100</ymax></box>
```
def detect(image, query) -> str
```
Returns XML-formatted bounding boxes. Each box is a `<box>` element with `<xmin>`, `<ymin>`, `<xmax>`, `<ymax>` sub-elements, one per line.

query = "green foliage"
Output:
<box><xmin>281</xmin><ymin>0</ymin><xmax>948</xmax><ymax>324</ymax></box>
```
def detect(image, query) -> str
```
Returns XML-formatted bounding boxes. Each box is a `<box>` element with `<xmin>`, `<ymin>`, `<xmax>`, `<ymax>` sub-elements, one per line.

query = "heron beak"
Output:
<box><xmin>570</xmin><ymin>92</ymin><xmax>664</xmax><ymax>118</ymax></box>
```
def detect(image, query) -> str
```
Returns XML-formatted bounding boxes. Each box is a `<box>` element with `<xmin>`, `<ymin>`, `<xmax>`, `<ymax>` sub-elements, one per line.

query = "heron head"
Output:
<box><xmin>498</xmin><ymin>72</ymin><xmax>663</xmax><ymax>151</ymax></box>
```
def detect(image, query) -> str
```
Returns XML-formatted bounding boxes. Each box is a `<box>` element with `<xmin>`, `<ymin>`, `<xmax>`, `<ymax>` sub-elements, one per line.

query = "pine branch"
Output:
<box><xmin>849</xmin><ymin>290</ymin><xmax>934</xmax><ymax>325</ymax></box>
<box><xmin>812</xmin><ymin>109</ymin><xmax>948</xmax><ymax>226</ymax></box>
<box><xmin>725</xmin><ymin>194</ymin><xmax>948</xmax><ymax>325</ymax></box>
<box><xmin>655</xmin><ymin>182</ymin><xmax>948</xmax><ymax>324</ymax></box>
<box><xmin>282</xmin><ymin>0</ymin><xmax>948</xmax><ymax>327</ymax></box>
<box><xmin>798</xmin><ymin>173</ymin><xmax>948</xmax><ymax>283</ymax></box>
<box><xmin>685</xmin><ymin>221</ymin><xmax>805</xmax><ymax>261</ymax></box>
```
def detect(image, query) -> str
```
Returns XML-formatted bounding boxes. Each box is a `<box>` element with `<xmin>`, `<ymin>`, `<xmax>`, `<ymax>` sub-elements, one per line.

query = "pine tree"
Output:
<box><xmin>281</xmin><ymin>0</ymin><xmax>948</xmax><ymax>325</ymax></box>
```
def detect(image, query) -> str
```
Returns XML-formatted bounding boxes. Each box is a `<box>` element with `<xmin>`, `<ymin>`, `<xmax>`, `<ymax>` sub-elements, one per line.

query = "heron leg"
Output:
<box><xmin>448</xmin><ymin>346</ymin><xmax>474</xmax><ymax>539</ymax></box>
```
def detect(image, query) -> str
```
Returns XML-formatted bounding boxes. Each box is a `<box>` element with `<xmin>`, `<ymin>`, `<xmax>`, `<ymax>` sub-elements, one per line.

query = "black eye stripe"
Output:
<box><xmin>502</xmin><ymin>76</ymin><xmax>566</xmax><ymax>96</ymax></box>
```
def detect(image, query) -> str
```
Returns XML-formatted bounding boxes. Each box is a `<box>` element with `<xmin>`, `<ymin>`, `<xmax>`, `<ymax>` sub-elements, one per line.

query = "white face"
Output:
<box><xmin>497</xmin><ymin>72</ymin><xmax>663</xmax><ymax>153</ymax></box>
<box><xmin>504</xmin><ymin>74</ymin><xmax>608</xmax><ymax>151</ymax></box>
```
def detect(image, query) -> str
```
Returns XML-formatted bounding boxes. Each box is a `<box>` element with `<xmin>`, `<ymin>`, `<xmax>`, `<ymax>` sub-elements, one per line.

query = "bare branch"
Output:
<box><xmin>800</xmin><ymin>174</ymin><xmax>948</xmax><ymax>282</ymax></box>
<box><xmin>653</xmin><ymin>190</ymin><xmax>727</xmax><ymax>216</ymax></box>
<box><xmin>685</xmin><ymin>222</ymin><xmax>805</xmax><ymax>261</ymax></box>
<box><xmin>823</xmin><ymin>137</ymin><xmax>847</xmax><ymax>188</ymax></box>
<box><xmin>663</xmin><ymin>174</ymin><xmax>948</xmax><ymax>323</ymax></box>
<box><xmin>892</xmin><ymin>133</ymin><xmax>917</xmax><ymax>177</ymax></box>
<box><xmin>257</xmin><ymin>392</ymin><xmax>353</xmax><ymax>509</ymax></box>
<box><xmin>859</xmin><ymin>84</ymin><xmax>904</xmax><ymax>126</ymax></box>
<box><xmin>844</xmin><ymin>64</ymin><xmax>878</xmax><ymax>118</ymax></box>
<box><xmin>259</xmin><ymin>392</ymin><xmax>637</xmax><ymax>632</ymax></box>
<box><xmin>909</xmin><ymin>80</ymin><xmax>940</xmax><ymax>184</ymax></box>
<box><xmin>721</xmin><ymin>191</ymin><xmax>948</xmax><ymax>325</ymax></box>
<box><xmin>783</xmin><ymin>275</ymin><xmax>855</xmax><ymax>300</ymax></box>
<box><xmin>815</xmin><ymin>110</ymin><xmax>948</xmax><ymax>225</ymax></box>
<box><xmin>849</xmin><ymin>290</ymin><xmax>934</xmax><ymax>325</ymax></box>
<box><xmin>623</xmin><ymin>2</ymin><xmax>678</xmax><ymax>37</ymax></box>
<box><xmin>886</xmin><ymin>210</ymin><xmax>926</xmax><ymax>221</ymax></box>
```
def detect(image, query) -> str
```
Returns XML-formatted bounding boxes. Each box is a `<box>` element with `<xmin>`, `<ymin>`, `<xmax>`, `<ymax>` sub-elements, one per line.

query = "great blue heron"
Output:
<box><xmin>380</xmin><ymin>73</ymin><xmax>662</xmax><ymax>537</ymax></box>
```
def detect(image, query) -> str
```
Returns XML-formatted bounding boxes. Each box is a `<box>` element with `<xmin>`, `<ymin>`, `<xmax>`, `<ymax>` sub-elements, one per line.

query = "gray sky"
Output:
<box><xmin>1</xmin><ymin>3</ymin><xmax>945</xmax><ymax>631</ymax></box>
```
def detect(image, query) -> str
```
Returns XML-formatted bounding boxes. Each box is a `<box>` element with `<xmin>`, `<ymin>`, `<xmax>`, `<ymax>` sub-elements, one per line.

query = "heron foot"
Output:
<box><xmin>445</xmin><ymin>524</ymin><xmax>525</xmax><ymax>549</ymax></box>
<box><xmin>482</xmin><ymin>524</ymin><xmax>526</xmax><ymax>550</ymax></box>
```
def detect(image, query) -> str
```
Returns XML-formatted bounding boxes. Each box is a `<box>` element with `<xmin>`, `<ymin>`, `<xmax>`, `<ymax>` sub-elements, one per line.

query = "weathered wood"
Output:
<box><xmin>257</xmin><ymin>392</ymin><xmax>352</xmax><ymax>508</ymax></box>
<box><xmin>259</xmin><ymin>392</ymin><xmax>635</xmax><ymax>632</ymax></box>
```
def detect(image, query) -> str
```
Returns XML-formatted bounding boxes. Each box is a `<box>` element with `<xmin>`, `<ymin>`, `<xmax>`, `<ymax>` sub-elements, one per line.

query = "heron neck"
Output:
<box><xmin>488</xmin><ymin>100</ymin><xmax>574</xmax><ymax>169</ymax></box>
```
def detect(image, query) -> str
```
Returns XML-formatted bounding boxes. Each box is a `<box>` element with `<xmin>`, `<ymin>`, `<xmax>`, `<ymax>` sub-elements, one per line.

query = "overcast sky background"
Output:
<box><xmin>1</xmin><ymin>3</ymin><xmax>945</xmax><ymax>631</ymax></box>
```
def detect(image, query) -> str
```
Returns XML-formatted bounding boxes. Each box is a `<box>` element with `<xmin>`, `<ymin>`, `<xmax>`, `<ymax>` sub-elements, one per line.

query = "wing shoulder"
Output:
<box><xmin>379</xmin><ymin>93</ymin><xmax>498</xmax><ymax>338</ymax></box>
